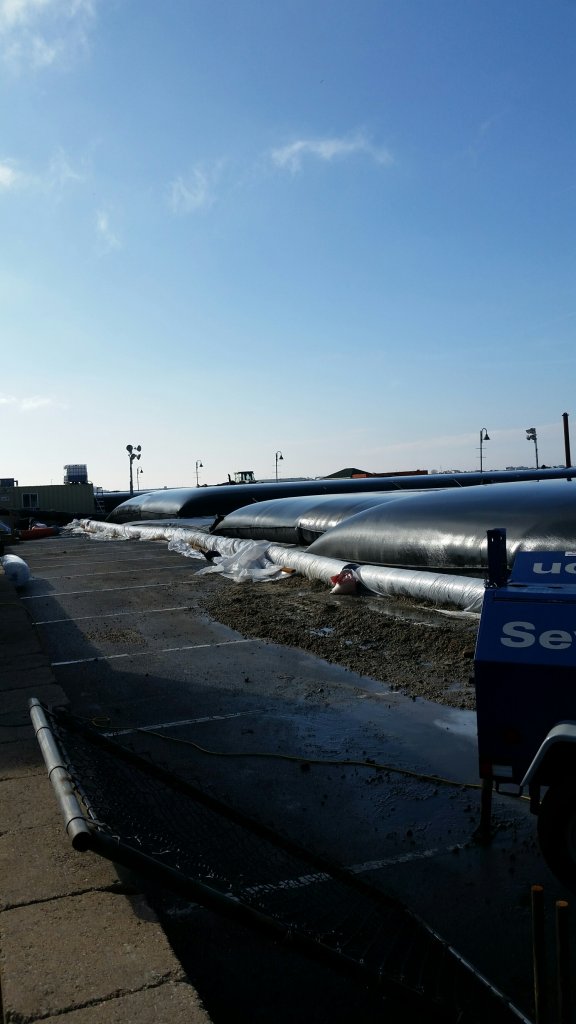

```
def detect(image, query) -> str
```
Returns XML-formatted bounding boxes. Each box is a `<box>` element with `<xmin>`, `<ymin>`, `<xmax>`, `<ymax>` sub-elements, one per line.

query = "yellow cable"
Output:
<box><xmin>138</xmin><ymin>726</ymin><xmax>506</xmax><ymax>796</ymax></box>
<box><xmin>79</xmin><ymin>715</ymin><xmax>528</xmax><ymax>803</ymax></box>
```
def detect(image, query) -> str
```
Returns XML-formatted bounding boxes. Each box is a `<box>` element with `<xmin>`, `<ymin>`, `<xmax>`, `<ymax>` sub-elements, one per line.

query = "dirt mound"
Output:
<box><xmin>202</xmin><ymin>575</ymin><xmax>478</xmax><ymax>710</ymax></box>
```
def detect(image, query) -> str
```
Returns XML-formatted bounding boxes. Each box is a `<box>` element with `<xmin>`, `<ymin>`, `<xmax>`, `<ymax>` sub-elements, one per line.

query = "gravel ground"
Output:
<box><xmin>201</xmin><ymin>574</ymin><xmax>480</xmax><ymax>710</ymax></box>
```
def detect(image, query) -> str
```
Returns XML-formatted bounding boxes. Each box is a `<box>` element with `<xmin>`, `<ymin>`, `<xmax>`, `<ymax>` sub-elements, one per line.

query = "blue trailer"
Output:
<box><xmin>475</xmin><ymin>530</ymin><xmax>576</xmax><ymax>888</ymax></box>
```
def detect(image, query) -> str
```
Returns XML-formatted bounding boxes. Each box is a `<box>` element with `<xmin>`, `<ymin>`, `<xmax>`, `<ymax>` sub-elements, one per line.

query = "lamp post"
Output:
<box><xmin>275</xmin><ymin>450</ymin><xmax>283</xmax><ymax>481</ymax></box>
<box><xmin>136</xmin><ymin>466</ymin><xmax>143</xmax><ymax>490</ymax></box>
<box><xmin>479</xmin><ymin>428</ymin><xmax>490</xmax><ymax>472</ymax></box>
<box><xmin>526</xmin><ymin>427</ymin><xmax>539</xmax><ymax>469</ymax></box>
<box><xmin>195</xmin><ymin>460</ymin><xmax>203</xmax><ymax>487</ymax></box>
<box><xmin>126</xmin><ymin>444</ymin><xmax>142</xmax><ymax>496</ymax></box>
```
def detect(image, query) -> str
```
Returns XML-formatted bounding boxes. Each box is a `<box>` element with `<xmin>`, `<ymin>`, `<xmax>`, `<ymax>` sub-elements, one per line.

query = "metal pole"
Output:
<box><xmin>556</xmin><ymin>899</ymin><xmax>571</xmax><ymax>1024</ymax></box>
<box><xmin>531</xmin><ymin>884</ymin><xmax>548</xmax><ymax>1024</ymax></box>
<box><xmin>29</xmin><ymin>699</ymin><xmax>93</xmax><ymax>850</ymax></box>
<box><xmin>563</xmin><ymin>412</ymin><xmax>572</xmax><ymax>468</ymax></box>
<box><xmin>129</xmin><ymin>454</ymin><xmax>134</xmax><ymax>496</ymax></box>
<box><xmin>479</xmin><ymin>428</ymin><xmax>489</xmax><ymax>472</ymax></box>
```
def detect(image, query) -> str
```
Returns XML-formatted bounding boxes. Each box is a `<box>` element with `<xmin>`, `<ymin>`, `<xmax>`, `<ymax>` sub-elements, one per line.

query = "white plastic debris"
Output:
<box><xmin>1</xmin><ymin>553</ymin><xmax>31</xmax><ymax>586</ymax></box>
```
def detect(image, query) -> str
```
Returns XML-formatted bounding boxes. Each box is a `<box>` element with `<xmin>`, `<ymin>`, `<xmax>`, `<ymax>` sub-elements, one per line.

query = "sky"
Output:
<box><xmin>1</xmin><ymin>0</ymin><xmax>575</xmax><ymax>490</ymax></box>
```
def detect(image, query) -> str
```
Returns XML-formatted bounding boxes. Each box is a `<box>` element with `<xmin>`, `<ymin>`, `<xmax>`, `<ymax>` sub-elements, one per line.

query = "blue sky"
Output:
<box><xmin>1</xmin><ymin>0</ymin><xmax>574</xmax><ymax>490</ymax></box>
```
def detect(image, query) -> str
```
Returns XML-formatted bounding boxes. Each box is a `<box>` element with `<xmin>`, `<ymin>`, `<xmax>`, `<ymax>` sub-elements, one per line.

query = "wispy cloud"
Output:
<box><xmin>0</xmin><ymin>160</ymin><xmax>24</xmax><ymax>188</ymax></box>
<box><xmin>20</xmin><ymin>394</ymin><xmax>57</xmax><ymax>410</ymax></box>
<box><xmin>0</xmin><ymin>149</ymin><xmax>84</xmax><ymax>193</ymax></box>
<box><xmin>168</xmin><ymin>165</ymin><xmax>220</xmax><ymax>215</ymax></box>
<box><xmin>0</xmin><ymin>391</ymin><xmax>63</xmax><ymax>411</ymax></box>
<box><xmin>271</xmin><ymin>133</ymin><xmax>393</xmax><ymax>173</ymax></box>
<box><xmin>95</xmin><ymin>208</ymin><xmax>121</xmax><ymax>251</ymax></box>
<box><xmin>48</xmin><ymin>147</ymin><xmax>84</xmax><ymax>188</ymax></box>
<box><xmin>0</xmin><ymin>0</ymin><xmax>96</xmax><ymax>72</ymax></box>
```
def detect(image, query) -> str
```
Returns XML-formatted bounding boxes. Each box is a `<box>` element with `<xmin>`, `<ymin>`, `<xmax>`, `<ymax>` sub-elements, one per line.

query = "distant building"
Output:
<box><xmin>323</xmin><ymin>467</ymin><xmax>429</xmax><ymax>479</ymax></box>
<box><xmin>0</xmin><ymin>481</ymin><xmax>96</xmax><ymax>527</ymax></box>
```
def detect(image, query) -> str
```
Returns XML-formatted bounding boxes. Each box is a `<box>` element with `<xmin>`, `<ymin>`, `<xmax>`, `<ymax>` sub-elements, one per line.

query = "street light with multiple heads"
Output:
<box><xmin>195</xmin><ymin>460</ymin><xmax>203</xmax><ymax>487</ymax></box>
<box><xmin>126</xmin><ymin>444</ymin><xmax>142</xmax><ymax>496</ymax></box>
<box><xmin>526</xmin><ymin>427</ymin><xmax>539</xmax><ymax>469</ymax></box>
<box><xmin>275</xmin><ymin>450</ymin><xmax>283</xmax><ymax>481</ymax></box>
<box><xmin>479</xmin><ymin>428</ymin><xmax>490</xmax><ymax>472</ymax></box>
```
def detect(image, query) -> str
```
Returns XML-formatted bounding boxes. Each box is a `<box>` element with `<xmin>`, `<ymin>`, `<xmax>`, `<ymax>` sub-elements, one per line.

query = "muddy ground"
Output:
<box><xmin>201</xmin><ymin>574</ymin><xmax>480</xmax><ymax>710</ymax></box>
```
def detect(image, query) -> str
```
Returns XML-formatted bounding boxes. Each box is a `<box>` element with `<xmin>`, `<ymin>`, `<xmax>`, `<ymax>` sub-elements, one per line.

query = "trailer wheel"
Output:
<box><xmin>537</xmin><ymin>784</ymin><xmax>576</xmax><ymax>892</ymax></box>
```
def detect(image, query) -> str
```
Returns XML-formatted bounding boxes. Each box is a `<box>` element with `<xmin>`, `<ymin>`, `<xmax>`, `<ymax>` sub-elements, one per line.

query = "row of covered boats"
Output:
<box><xmin>105</xmin><ymin>467</ymin><xmax>576</xmax><ymax>574</ymax></box>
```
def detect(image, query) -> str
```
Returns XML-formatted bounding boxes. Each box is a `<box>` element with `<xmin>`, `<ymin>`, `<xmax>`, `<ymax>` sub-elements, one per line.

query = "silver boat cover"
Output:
<box><xmin>106</xmin><ymin>468</ymin><xmax>575</xmax><ymax>523</ymax></box>
<box><xmin>213</xmin><ymin>491</ymin><xmax>424</xmax><ymax>544</ymax></box>
<box><xmin>307</xmin><ymin>479</ymin><xmax>576</xmax><ymax>569</ymax></box>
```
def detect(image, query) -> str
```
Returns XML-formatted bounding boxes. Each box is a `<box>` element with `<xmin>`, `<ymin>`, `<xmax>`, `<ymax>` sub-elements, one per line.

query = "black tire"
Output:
<box><xmin>537</xmin><ymin>784</ymin><xmax>576</xmax><ymax>893</ymax></box>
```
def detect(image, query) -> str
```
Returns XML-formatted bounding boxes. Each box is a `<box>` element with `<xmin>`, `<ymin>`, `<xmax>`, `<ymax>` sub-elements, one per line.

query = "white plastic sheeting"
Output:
<box><xmin>65</xmin><ymin>518</ymin><xmax>214</xmax><ymax>546</ymax></box>
<box><xmin>65</xmin><ymin>519</ymin><xmax>485</xmax><ymax>612</ymax></box>
<box><xmin>1</xmin><ymin>553</ymin><xmax>31</xmax><ymax>585</ymax></box>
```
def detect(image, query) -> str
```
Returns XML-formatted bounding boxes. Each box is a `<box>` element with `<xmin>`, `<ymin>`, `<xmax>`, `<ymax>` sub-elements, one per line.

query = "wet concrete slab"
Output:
<box><xmin>13</xmin><ymin>533</ymin><xmax>574</xmax><ymax>1021</ymax></box>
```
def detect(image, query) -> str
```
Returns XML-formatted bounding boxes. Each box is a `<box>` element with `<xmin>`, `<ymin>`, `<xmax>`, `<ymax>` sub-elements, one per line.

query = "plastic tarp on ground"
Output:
<box><xmin>214</xmin><ymin>491</ymin><xmax>425</xmax><ymax>544</ymax></box>
<box><xmin>69</xmin><ymin>519</ymin><xmax>485</xmax><ymax>612</ymax></box>
<box><xmin>105</xmin><ymin>467</ymin><xmax>576</xmax><ymax>524</ymax></box>
<box><xmin>307</xmin><ymin>479</ymin><xmax>576</xmax><ymax>570</ymax></box>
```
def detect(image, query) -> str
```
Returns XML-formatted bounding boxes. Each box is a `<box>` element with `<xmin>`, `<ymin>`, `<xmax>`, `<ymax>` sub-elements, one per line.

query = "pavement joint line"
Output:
<box><xmin>194</xmin><ymin>846</ymin><xmax>466</xmax><ymax>904</ymax></box>
<box><xmin>35</xmin><ymin>606</ymin><xmax>193</xmax><ymax>624</ymax></box>
<box><xmin>21</xmin><ymin>581</ymin><xmax>195</xmax><ymax>599</ymax></box>
<box><xmin>35</xmin><ymin>564</ymin><xmax>198</xmax><ymax>580</ymax></box>
<box><xmin>51</xmin><ymin>638</ymin><xmax>256</xmax><ymax>666</ymax></box>
<box><xmin>103</xmin><ymin>708</ymin><xmax>271</xmax><ymax>737</ymax></box>
<box><xmin>347</xmin><ymin>846</ymin><xmax>460</xmax><ymax>873</ymax></box>
<box><xmin>24</xmin><ymin>979</ymin><xmax>180</xmax><ymax>1019</ymax></box>
<box><xmin>2</xmin><ymin>884</ymin><xmax>122</xmax><ymax>913</ymax></box>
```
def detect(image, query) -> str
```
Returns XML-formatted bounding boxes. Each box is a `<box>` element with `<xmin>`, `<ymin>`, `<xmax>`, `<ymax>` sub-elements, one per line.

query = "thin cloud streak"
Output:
<box><xmin>271</xmin><ymin>133</ymin><xmax>393</xmax><ymax>173</ymax></box>
<box><xmin>0</xmin><ymin>392</ymin><xmax>63</xmax><ymax>411</ymax></box>
<box><xmin>0</xmin><ymin>149</ymin><xmax>84</xmax><ymax>191</ymax></box>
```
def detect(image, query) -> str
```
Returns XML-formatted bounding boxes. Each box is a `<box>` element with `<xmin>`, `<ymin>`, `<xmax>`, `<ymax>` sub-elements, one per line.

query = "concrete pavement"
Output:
<box><xmin>0</xmin><ymin>562</ymin><xmax>212</xmax><ymax>1024</ymax></box>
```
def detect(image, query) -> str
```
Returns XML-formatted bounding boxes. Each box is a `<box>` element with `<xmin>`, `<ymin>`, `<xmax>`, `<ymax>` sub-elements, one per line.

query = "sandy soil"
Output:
<box><xmin>201</xmin><ymin>574</ymin><xmax>480</xmax><ymax>710</ymax></box>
